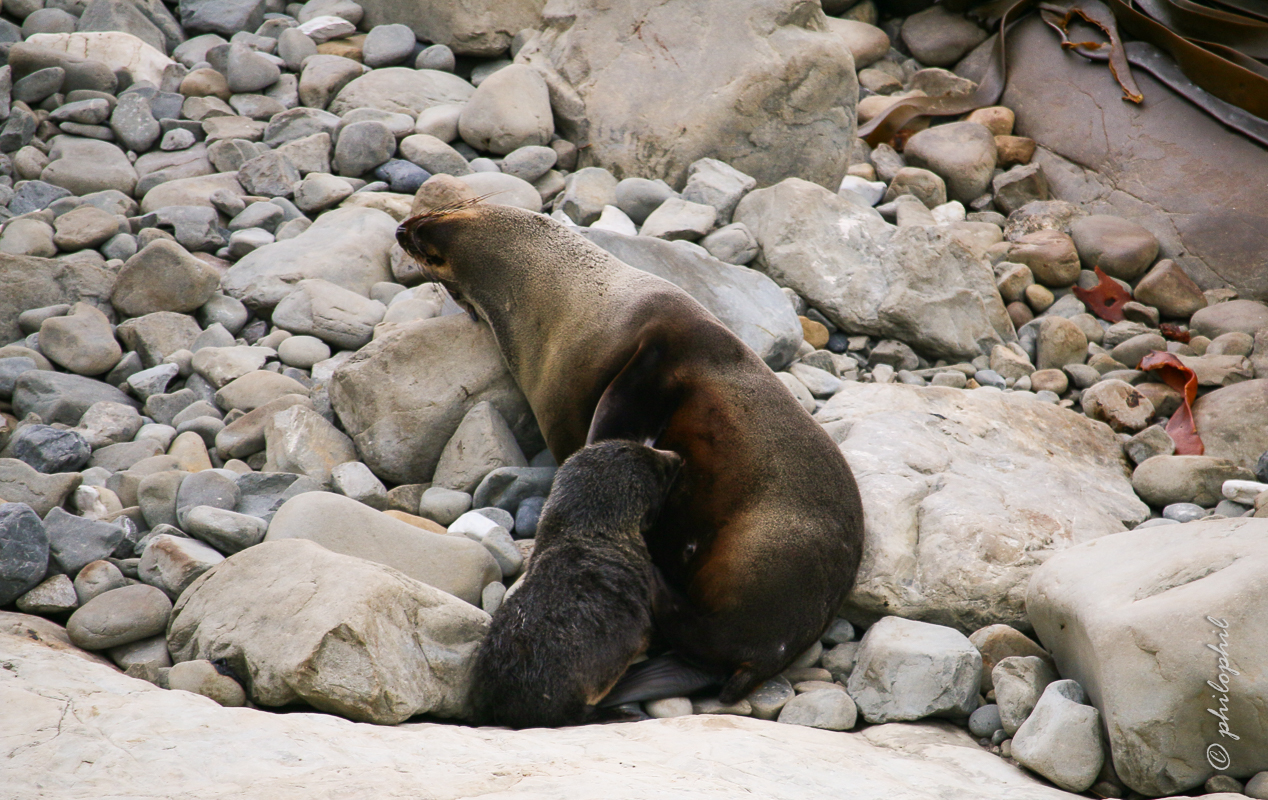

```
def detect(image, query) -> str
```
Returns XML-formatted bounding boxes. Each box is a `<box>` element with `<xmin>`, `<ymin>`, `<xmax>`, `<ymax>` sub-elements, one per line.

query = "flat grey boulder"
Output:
<box><xmin>263</xmin><ymin>491</ymin><xmax>500</xmax><ymax>605</ymax></box>
<box><xmin>583</xmin><ymin>229</ymin><xmax>802</xmax><ymax>370</ymax></box>
<box><xmin>221</xmin><ymin>206</ymin><xmax>397</xmax><ymax>311</ymax></box>
<box><xmin>329</xmin><ymin>315</ymin><xmax>541</xmax><ymax>485</ymax></box>
<box><xmin>0</xmin><ymin>625</ymin><xmax>1093</xmax><ymax>798</ymax></box>
<box><xmin>817</xmin><ymin>383</ymin><xmax>1148</xmax><ymax>631</ymax></box>
<box><xmin>736</xmin><ymin>178</ymin><xmax>1010</xmax><ymax>361</ymax></box>
<box><xmin>168</xmin><ymin>538</ymin><xmax>490</xmax><ymax>724</ymax></box>
<box><xmin>1027</xmin><ymin>518</ymin><xmax>1268</xmax><ymax>796</ymax></box>
<box><xmin>518</xmin><ymin>0</ymin><xmax>858</xmax><ymax>190</ymax></box>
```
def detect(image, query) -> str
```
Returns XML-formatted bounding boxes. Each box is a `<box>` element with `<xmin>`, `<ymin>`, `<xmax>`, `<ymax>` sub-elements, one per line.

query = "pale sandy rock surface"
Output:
<box><xmin>0</xmin><ymin>624</ymin><xmax>1084</xmax><ymax>799</ymax></box>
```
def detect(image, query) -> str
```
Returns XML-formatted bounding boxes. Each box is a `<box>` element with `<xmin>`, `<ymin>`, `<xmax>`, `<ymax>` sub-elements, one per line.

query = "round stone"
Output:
<box><xmin>66</xmin><ymin>584</ymin><xmax>173</xmax><ymax>650</ymax></box>
<box><xmin>416</xmin><ymin>44</ymin><xmax>456</xmax><ymax>72</ymax></box>
<box><xmin>1070</xmin><ymin>215</ymin><xmax>1160</xmax><ymax>282</ymax></box>
<box><xmin>277</xmin><ymin>335</ymin><xmax>331</xmax><ymax>369</ymax></box>
<box><xmin>362</xmin><ymin>24</ymin><xmax>417</xmax><ymax>69</ymax></box>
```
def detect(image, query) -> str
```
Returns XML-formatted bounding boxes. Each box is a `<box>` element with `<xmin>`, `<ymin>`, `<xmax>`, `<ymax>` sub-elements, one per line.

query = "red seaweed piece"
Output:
<box><xmin>1139</xmin><ymin>350</ymin><xmax>1204</xmax><ymax>455</ymax></box>
<box><xmin>1159</xmin><ymin>322</ymin><xmax>1191</xmax><ymax>342</ymax></box>
<box><xmin>1071</xmin><ymin>266</ymin><xmax>1133</xmax><ymax>322</ymax></box>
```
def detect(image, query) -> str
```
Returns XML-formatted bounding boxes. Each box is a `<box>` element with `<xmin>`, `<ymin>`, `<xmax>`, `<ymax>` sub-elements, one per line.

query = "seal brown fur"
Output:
<box><xmin>471</xmin><ymin>440</ymin><xmax>682</xmax><ymax>728</ymax></box>
<box><xmin>399</xmin><ymin>202</ymin><xmax>864</xmax><ymax>704</ymax></box>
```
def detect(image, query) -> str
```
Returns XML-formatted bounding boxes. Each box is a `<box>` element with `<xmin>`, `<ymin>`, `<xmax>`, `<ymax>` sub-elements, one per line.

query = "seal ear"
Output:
<box><xmin>586</xmin><ymin>338</ymin><xmax>676</xmax><ymax>447</ymax></box>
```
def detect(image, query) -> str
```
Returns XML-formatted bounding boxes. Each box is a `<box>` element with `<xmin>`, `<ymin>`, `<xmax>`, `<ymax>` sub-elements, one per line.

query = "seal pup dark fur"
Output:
<box><xmin>399</xmin><ymin>200</ymin><xmax>864</xmax><ymax>705</ymax></box>
<box><xmin>471</xmin><ymin>440</ymin><xmax>682</xmax><ymax>729</ymax></box>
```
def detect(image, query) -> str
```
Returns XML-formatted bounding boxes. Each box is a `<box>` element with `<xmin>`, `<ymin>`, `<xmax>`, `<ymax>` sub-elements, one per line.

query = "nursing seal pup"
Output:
<box><xmin>471</xmin><ymin>440</ymin><xmax>682</xmax><ymax>728</ymax></box>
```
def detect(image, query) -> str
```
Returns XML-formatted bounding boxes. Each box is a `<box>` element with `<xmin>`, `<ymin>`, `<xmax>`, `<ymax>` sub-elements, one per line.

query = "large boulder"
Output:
<box><xmin>817</xmin><ymin>383</ymin><xmax>1149</xmax><ymax>631</ymax></box>
<box><xmin>736</xmin><ymin>178</ymin><xmax>1010</xmax><ymax>361</ymax></box>
<box><xmin>517</xmin><ymin>0</ymin><xmax>858</xmax><ymax>190</ymax></box>
<box><xmin>583</xmin><ymin>229</ymin><xmax>801</xmax><ymax>370</ymax></box>
<box><xmin>356</xmin><ymin>0</ymin><xmax>543</xmax><ymax>57</ymax></box>
<box><xmin>1027</xmin><ymin>518</ymin><xmax>1268</xmax><ymax>796</ymax></box>
<box><xmin>329</xmin><ymin>315</ymin><xmax>542</xmax><ymax>485</ymax></box>
<box><xmin>168</xmin><ymin>539</ymin><xmax>490</xmax><ymax>724</ymax></box>
<box><xmin>0</xmin><ymin>254</ymin><xmax>115</xmax><ymax>345</ymax></box>
<box><xmin>0</xmin><ymin>624</ymin><xmax>1098</xmax><ymax>798</ymax></box>
<box><xmin>998</xmin><ymin>15</ymin><xmax>1268</xmax><ymax>300</ymax></box>
<box><xmin>263</xmin><ymin>491</ymin><xmax>501</xmax><ymax>605</ymax></box>
<box><xmin>220</xmin><ymin>206</ymin><xmax>397</xmax><ymax>311</ymax></box>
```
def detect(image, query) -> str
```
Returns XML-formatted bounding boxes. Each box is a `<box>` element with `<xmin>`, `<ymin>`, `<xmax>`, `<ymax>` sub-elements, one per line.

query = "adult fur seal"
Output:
<box><xmin>399</xmin><ymin>201</ymin><xmax>864</xmax><ymax>704</ymax></box>
<box><xmin>472</xmin><ymin>440</ymin><xmax>682</xmax><ymax>728</ymax></box>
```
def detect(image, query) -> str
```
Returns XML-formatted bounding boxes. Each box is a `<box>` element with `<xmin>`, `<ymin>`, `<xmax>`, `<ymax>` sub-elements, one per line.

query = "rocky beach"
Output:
<box><xmin>1</xmin><ymin>0</ymin><xmax>1266</xmax><ymax>797</ymax></box>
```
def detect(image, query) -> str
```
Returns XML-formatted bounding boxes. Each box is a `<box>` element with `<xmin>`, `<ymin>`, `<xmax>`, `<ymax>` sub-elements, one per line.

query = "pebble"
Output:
<box><xmin>16</xmin><ymin>574</ymin><xmax>79</xmax><ymax>614</ymax></box>
<box><xmin>1222</xmin><ymin>479</ymin><xmax>1268</xmax><ymax>505</ymax></box>
<box><xmin>168</xmin><ymin>659</ymin><xmax>247</xmax><ymax>706</ymax></box>
<box><xmin>968</xmin><ymin>703</ymin><xmax>1004</xmax><ymax>738</ymax></box>
<box><xmin>645</xmin><ymin>697</ymin><xmax>694</xmax><ymax>719</ymax></box>
<box><xmin>66</xmin><ymin>583</ymin><xmax>173</xmax><ymax>650</ymax></box>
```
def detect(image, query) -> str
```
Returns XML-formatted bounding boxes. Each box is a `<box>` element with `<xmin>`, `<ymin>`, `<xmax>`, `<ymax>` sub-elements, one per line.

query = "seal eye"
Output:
<box><xmin>683</xmin><ymin>542</ymin><xmax>697</xmax><ymax>562</ymax></box>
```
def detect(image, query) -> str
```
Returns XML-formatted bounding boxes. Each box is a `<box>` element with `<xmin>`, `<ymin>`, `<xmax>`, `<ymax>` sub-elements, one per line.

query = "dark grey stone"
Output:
<box><xmin>180</xmin><ymin>0</ymin><xmax>268</xmax><ymax>37</ymax></box>
<box><xmin>113</xmin><ymin>91</ymin><xmax>164</xmax><ymax>153</ymax></box>
<box><xmin>235</xmin><ymin>471</ymin><xmax>323</xmax><ymax>522</ymax></box>
<box><xmin>0</xmin><ymin>357</ymin><xmax>38</xmax><ymax>401</ymax></box>
<box><xmin>472</xmin><ymin>467</ymin><xmax>556</xmax><ymax>513</ymax></box>
<box><xmin>9</xmin><ymin>180</ymin><xmax>73</xmax><ymax>215</ymax></box>
<box><xmin>176</xmin><ymin>469</ymin><xmax>239</xmax><ymax>516</ymax></box>
<box><xmin>0</xmin><ymin>502</ymin><xmax>49</xmax><ymax>605</ymax></box>
<box><xmin>373</xmin><ymin>159</ymin><xmax>429</xmax><ymax>194</ymax></box>
<box><xmin>12</xmin><ymin>66</ymin><xmax>65</xmax><ymax>105</ymax></box>
<box><xmin>143</xmin><ymin>388</ymin><xmax>199</xmax><ymax>427</ymax></box>
<box><xmin>512</xmin><ymin>495</ymin><xmax>544</xmax><ymax>540</ymax></box>
<box><xmin>362</xmin><ymin>24</ymin><xmax>416</xmax><ymax>69</ymax></box>
<box><xmin>1256</xmin><ymin>451</ymin><xmax>1268</xmax><ymax>484</ymax></box>
<box><xmin>12</xmin><ymin>371</ymin><xmax>139</xmax><ymax>426</ymax></box>
<box><xmin>43</xmin><ymin>506</ymin><xmax>126</xmax><ymax>576</ymax></box>
<box><xmin>8</xmin><ymin>425</ymin><xmax>91</xmax><ymax>474</ymax></box>
<box><xmin>0</xmin><ymin>107</ymin><xmax>38</xmax><ymax>153</ymax></box>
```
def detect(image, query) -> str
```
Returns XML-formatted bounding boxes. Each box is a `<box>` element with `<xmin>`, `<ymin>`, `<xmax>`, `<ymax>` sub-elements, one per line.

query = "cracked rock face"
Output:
<box><xmin>1000</xmin><ymin>15</ymin><xmax>1268</xmax><ymax>301</ymax></box>
<box><xmin>817</xmin><ymin>382</ymin><xmax>1148</xmax><ymax>631</ymax></box>
<box><xmin>517</xmin><ymin>0</ymin><xmax>859</xmax><ymax>190</ymax></box>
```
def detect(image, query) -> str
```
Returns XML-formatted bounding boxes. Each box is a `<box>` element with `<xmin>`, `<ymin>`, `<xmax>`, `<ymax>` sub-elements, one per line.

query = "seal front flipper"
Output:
<box><xmin>586</xmin><ymin>337</ymin><xmax>678</xmax><ymax>447</ymax></box>
<box><xmin>597</xmin><ymin>653</ymin><xmax>724</xmax><ymax>707</ymax></box>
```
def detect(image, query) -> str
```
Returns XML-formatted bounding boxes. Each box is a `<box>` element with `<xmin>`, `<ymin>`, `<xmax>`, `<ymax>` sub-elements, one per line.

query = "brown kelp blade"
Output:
<box><xmin>1039</xmin><ymin>1</ymin><xmax>1144</xmax><ymax>101</ymax></box>
<box><xmin>1071</xmin><ymin>266</ymin><xmax>1133</xmax><ymax>323</ymax></box>
<box><xmin>1053</xmin><ymin>34</ymin><xmax>1268</xmax><ymax>145</ymax></box>
<box><xmin>1139</xmin><ymin>351</ymin><xmax>1204</xmax><ymax>455</ymax></box>
<box><xmin>1134</xmin><ymin>0</ymin><xmax>1268</xmax><ymax>58</ymax></box>
<box><xmin>1107</xmin><ymin>0</ymin><xmax>1268</xmax><ymax>119</ymax></box>
<box><xmin>857</xmin><ymin>0</ymin><xmax>1039</xmax><ymax>146</ymax></box>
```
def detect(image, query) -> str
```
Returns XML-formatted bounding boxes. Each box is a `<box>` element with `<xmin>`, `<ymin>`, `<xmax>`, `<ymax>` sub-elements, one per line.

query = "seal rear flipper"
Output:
<box><xmin>596</xmin><ymin>653</ymin><xmax>723</xmax><ymax>707</ymax></box>
<box><xmin>586</xmin><ymin>337</ymin><xmax>677</xmax><ymax>447</ymax></box>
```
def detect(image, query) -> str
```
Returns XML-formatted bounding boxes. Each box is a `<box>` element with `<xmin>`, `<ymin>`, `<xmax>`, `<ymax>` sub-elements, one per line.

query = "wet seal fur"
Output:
<box><xmin>471</xmin><ymin>440</ymin><xmax>682</xmax><ymax>728</ymax></box>
<box><xmin>399</xmin><ymin>200</ymin><xmax>864</xmax><ymax>704</ymax></box>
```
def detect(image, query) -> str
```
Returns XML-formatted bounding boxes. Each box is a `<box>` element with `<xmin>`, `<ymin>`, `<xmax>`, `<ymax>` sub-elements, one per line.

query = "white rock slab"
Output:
<box><xmin>1</xmin><ymin>624</ymin><xmax>1085</xmax><ymax>799</ymax></box>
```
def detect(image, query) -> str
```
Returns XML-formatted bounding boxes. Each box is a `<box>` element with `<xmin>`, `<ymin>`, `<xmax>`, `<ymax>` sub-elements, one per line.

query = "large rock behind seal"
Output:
<box><xmin>330</xmin><ymin>314</ymin><xmax>542</xmax><ymax>485</ymax></box>
<box><xmin>997</xmin><ymin>15</ymin><xmax>1268</xmax><ymax>300</ymax></box>
<box><xmin>169</xmin><ymin>538</ymin><xmax>491</xmax><ymax>724</ymax></box>
<box><xmin>517</xmin><ymin>0</ymin><xmax>858</xmax><ymax>190</ymax></box>
<box><xmin>817</xmin><ymin>382</ymin><xmax>1148</xmax><ymax>631</ymax></box>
